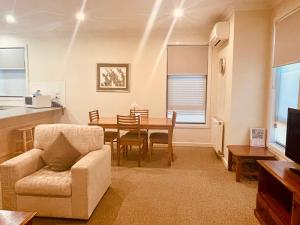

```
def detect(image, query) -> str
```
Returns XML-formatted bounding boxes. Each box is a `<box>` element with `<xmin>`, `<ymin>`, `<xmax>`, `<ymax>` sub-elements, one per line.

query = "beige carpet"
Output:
<box><xmin>2</xmin><ymin>147</ymin><xmax>260</xmax><ymax>225</ymax></box>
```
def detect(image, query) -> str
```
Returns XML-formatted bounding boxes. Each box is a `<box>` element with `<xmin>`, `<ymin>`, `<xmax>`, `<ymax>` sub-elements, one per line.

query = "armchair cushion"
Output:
<box><xmin>15</xmin><ymin>167</ymin><xmax>71</xmax><ymax>197</ymax></box>
<box><xmin>34</xmin><ymin>124</ymin><xmax>104</xmax><ymax>155</ymax></box>
<box><xmin>41</xmin><ymin>132</ymin><xmax>81</xmax><ymax>171</ymax></box>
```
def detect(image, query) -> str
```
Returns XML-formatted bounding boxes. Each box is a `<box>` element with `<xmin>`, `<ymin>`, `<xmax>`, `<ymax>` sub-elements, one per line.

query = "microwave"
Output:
<box><xmin>25</xmin><ymin>95</ymin><xmax>52</xmax><ymax>108</ymax></box>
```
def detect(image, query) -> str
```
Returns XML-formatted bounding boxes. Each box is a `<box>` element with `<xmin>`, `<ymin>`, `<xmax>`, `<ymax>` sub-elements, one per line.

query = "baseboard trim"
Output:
<box><xmin>221</xmin><ymin>156</ymin><xmax>228</xmax><ymax>169</ymax></box>
<box><xmin>173</xmin><ymin>142</ymin><xmax>212</xmax><ymax>147</ymax></box>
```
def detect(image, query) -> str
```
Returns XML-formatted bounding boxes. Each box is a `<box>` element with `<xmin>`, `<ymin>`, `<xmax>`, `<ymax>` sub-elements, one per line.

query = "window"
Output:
<box><xmin>0</xmin><ymin>47</ymin><xmax>27</xmax><ymax>97</ymax></box>
<box><xmin>274</xmin><ymin>63</ymin><xmax>300</xmax><ymax>147</ymax></box>
<box><xmin>167</xmin><ymin>45</ymin><xmax>208</xmax><ymax>124</ymax></box>
<box><xmin>167</xmin><ymin>75</ymin><xmax>207</xmax><ymax>124</ymax></box>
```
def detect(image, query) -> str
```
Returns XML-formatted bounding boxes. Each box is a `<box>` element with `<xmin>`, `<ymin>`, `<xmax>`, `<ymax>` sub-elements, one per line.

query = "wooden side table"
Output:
<box><xmin>227</xmin><ymin>145</ymin><xmax>276</xmax><ymax>182</ymax></box>
<box><xmin>0</xmin><ymin>210</ymin><xmax>36</xmax><ymax>225</ymax></box>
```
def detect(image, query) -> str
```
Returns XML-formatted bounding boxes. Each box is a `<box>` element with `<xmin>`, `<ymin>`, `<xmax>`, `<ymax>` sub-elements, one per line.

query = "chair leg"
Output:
<box><xmin>110</xmin><ymin>140</ymin><xmax>114</xmax><ymax>160</ymax></box>
<box><xmin>123</xmin><ymin>145</ymin><xmax>128</xmax><ymax>157</ymax></box>
<box><xmin>117</xmin><ymin>140</ymin><xmax>120</xmax><ymax>166</ymax></box>
<box><xmin>138</xmin><ymin>145</ymin><xmax>141</xmax><ymax>167</ymax></box>
<box><xmin>171</xmin><ymin>147</ymin><xmax>174</xmax><ymax>161</ymax></box>
<box><xmin>149</xmin><ymin>141</ymin><xmax>154</xmax><ymax>160</ymax></box>
<box><xmin>22</xmin><ymin>131</ymin><xmax>27</xmax><ymax>152</ymax></box>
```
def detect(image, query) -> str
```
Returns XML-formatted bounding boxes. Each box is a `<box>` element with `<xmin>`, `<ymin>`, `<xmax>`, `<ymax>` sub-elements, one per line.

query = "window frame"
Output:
<box><xmin>166</xmin><ymin>43</ymin><xmax>211</xmax><ymax>128</ymax></box>
<box><xmin>166</xmin><ymin>73</ymin><xmax>208</xmax><ymax>125</ymax></box>
<box><xmin>0</xmin><ymin>45</ymin><xmax>29</xmax><ymax>98</ymax></box>
<box><xmin>269</xmin><ymin>63</ymin><xmax>300</xmax><ymax>157</ymax></box>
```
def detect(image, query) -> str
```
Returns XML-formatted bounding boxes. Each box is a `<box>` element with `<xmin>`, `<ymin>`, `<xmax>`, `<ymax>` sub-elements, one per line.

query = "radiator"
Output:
<box><xmin>211</xmin><ymin>117</ymin><xmax>224</xmax><ymax>155</ymax></box>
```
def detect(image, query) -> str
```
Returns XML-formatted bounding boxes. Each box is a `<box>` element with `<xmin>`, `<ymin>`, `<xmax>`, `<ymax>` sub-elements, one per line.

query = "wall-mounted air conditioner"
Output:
<box><xmin>209</xmin><ymin>22</ymin><xmax>229</xmax><ymax>47</ymax></box>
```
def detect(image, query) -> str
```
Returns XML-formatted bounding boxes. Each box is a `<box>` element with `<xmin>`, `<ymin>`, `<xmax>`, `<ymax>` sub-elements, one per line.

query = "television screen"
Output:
<box><xmin>286</xmin><ymin>108</ymin><xmax>300</xmax><ymax>165</ymax></box>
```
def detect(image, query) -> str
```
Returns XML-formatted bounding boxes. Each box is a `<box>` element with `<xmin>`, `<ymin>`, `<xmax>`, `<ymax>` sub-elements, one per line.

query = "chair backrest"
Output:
<box><xmin>130</xmin><ymin>109</ymin><xmax>149</xmax><ymax>118</ymax></box>
<box><xmin>89</xmin><ymin>110</ymin><xmax>99</xmax><ymax>122</ymax></box>
<box><xmin>117</xmin><ymin>115</ymin><xmax>141</xmax><ymax>138</ymax></box>
<box><xmin>34</xmin><ymin>124</ymin><xmax>104</xmax><ymax>154</ymax></box>
<box><xmin>170</xmin><ymin>111</ymin><xmax>177</xmax><ymax>137</ymax></box>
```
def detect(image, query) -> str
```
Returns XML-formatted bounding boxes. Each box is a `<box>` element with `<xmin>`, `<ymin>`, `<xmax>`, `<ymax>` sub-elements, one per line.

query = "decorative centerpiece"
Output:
<box><xmin>130</xmin><ymin>102</ymin><xmax>138</xmax><ymax>110</ymax></box>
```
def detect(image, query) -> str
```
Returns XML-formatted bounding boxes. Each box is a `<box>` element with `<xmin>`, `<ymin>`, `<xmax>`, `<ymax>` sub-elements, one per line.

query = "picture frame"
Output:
<box><xmin>96</xmin><ymin>63</ymin><xmax>129</xmax><ymax>92</ymax></box>
<box><xmin>250</xmin><ymin>128</ymin><xmax>266</xmax><ymax>147</ymax></box>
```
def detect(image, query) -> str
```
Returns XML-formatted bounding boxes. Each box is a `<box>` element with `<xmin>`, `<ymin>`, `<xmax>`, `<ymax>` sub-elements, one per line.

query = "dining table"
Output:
<box><xmin>89</xmin><ymin>117</ymin><xmax>174</xmax><ymax>166</ymax></box>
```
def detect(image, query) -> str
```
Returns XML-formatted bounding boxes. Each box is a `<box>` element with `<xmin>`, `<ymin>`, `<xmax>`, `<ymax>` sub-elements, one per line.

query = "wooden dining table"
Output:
<box><xmin>89</xmin><ymin>117</ymin><xmax>174</xmax><ymax>166</ymax></box>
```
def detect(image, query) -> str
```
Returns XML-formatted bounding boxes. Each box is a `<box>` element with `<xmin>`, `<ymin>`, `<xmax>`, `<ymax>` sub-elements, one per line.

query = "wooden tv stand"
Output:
<box><xmin>255</xmin><ymin>160</ymin><xmax>300</xmax><ymax>225</ymax></box>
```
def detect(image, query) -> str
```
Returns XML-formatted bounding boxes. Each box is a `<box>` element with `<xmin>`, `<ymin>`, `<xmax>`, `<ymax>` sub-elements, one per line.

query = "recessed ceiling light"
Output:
<box><xmin>75</xmin><ymin>12</ymin><xmax>85</xmax><ymax>21</ymax></box>
<box><xmin>5</xmin><ymin>14</ymin><xmax>16</xmax><ymax>23</ymax></box>
<box><xmin>173</xmin><ymin>8</ymin><xmax>184</xmax><ymax>18</ymax></box>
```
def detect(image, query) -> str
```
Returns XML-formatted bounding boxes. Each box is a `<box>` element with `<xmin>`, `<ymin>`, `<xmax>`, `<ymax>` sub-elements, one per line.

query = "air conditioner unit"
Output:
<box><xmin>209</xmin><ymin>22</ymin><xmax>229</xmax><ymax>47</ymax></box>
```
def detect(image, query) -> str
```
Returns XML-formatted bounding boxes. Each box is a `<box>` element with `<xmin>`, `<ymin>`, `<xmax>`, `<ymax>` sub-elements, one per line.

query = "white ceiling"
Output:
<box><xmin>0</xmin><ymin>0</ymin><xmax>281</xmax><ymax>35</ymax></box>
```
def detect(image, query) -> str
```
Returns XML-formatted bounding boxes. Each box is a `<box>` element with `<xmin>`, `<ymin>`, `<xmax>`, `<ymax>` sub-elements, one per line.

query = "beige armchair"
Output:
<box><xmin>0</xmin><ymin>124</ymin><xmax>111</xmax><ymax>220</ymax></box>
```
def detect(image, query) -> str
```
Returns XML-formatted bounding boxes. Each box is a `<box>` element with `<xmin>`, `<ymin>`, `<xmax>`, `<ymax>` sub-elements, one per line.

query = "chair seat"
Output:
<box><xmin>120</xmin><ymin>134</ymin><xmax>145</xmax><ymax>144</ymax></box>
<box><xmin>104</xmin><ymin>131</ymin><xmax>118</xmax><ymax>140</ymax></box>
<box><xmin>150</xmin><ymin>132</ymin><xmax>168</xmax><ymax>144</ymax></box>
<box><xmin>15</xmin><ymin>167</ymin><xmax>71</xmax><ymax>197</ymax></box>
<box><xmin>126</xmin><ymin>130</ymin><xmax>148</xmax><ymax>136</ymax></box>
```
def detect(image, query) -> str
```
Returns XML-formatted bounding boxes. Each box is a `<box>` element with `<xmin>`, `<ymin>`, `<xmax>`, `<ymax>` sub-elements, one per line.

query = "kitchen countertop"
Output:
<box><xmin>0</xmin><ymin>107</ymin><xmax>63</xmax><ymax>120</ymax></box>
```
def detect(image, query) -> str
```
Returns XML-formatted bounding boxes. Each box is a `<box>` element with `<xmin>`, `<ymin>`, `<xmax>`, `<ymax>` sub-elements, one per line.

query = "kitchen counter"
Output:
<box><xmin>0</xmin><ymin>107</ymin><xmax>63</xmax><ymax>120</ymax></box>
<box><xmin>0</xmin><ymin>106</ymin><xmax>63</xmax><ymax>158</ymax></box>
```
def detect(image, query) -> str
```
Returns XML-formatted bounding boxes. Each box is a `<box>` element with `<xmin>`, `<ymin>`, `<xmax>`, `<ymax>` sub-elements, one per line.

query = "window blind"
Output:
<box><xmin>0</xmin><ymin>48</ymin><xmax>25</xmax><ymax>69</ymax></box>
<box><xmin>167</xmin><ymin>45</ymin><xmax>208</xmax><ymax>75</ymax></box>
<box><xmin>0</xmin><ymin>47</ymin><xmax>26</xmax><ymax>97</ymax></box>
<box><xmin>168</xmin><ymin>75</ymin><xmax>207</xmax><ymax>123</ymax></box>
<box><xmin>274</xmin><ymin>8</ymin><xmax>300</xmax><ymax>67</ymax></box>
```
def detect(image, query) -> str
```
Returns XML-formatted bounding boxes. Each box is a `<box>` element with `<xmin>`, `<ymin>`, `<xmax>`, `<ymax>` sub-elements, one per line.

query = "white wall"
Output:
<box><xmin>211</xmin><ymin>9</ymin><xmax>272</xmax><ymax>163</ymax></box>
<box><xmin>0</xmin><ymin>30</ymin><xmax>212</xmax><ymax>145</ymax></box>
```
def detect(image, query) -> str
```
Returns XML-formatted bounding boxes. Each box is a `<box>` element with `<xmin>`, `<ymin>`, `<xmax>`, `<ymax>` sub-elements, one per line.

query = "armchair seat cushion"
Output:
<box><xmin>15</xmin><ymin>167</ymin><xmax>72</xmax><ymax>197</ymax></box>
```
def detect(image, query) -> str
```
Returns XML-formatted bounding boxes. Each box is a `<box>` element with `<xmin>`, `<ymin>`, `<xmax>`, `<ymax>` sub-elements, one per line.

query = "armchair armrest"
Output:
<box><xmin>0</xmin><ymin>149</ymin><xmax>44</xmax><ymax>210</ymax></box>
<box><xmin>71</xmin><ymin>145</ymin><xmax>111</xmax><ymax>219</ymax></box>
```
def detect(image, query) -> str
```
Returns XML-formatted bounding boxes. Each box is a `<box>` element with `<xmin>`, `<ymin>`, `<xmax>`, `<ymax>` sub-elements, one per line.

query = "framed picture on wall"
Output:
<box><xmin>250</xmin><ymin>128</ymin><xmax>266</xmax><ymax>147</ymax></box>
<box><xmin>96</xmin><ymin>63</ymin><xmax>129</xmax><ymax>92</ymax></box>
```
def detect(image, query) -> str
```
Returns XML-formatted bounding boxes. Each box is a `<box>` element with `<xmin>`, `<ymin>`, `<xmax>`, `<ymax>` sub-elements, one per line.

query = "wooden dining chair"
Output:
<box><xmin>130</xmin><ymin>109</ymin><xmax>149</xmax><ymax>118</ymax></box>
<box><xmin>117</xmin><ymin>115</ymin><xmax>147</xmax><ymax>167</ymax></box>
<box><xmin>129</xmin><ymin>109</ymin><xmax>149</xmax><ymax>150</ymax></box>
<box><xmin>149</xmin><ymin>111</ymin><xmax>177</xmax><ymax>160</ymax></box>
<box><xmin>89</xmin><ymin>110</ymin><xmax>118</xmax><ymax>159</ymax></box>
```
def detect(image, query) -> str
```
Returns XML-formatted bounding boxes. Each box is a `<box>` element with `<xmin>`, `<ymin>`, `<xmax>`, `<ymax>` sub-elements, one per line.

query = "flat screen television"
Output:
<box><xmin>286</xmin><ymin>108</ymin><xmax>300</xmax><ymax>175</ymax></box>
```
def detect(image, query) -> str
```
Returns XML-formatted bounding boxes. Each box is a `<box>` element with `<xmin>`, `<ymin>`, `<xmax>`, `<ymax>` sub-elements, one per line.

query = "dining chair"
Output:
<box><xmin>149</xmin><ymin>111</ymin><xmax>177</xmax><ymax>160</ymax></box>
<box><xmin>129</xmin><ymin>109</ymin><xmax>149</xmax><ymax>150</ymax></box>
<box><xmin>89</xmin><ymin>110</ymin><xmax>118</xmax><ymax>159</ymax></box>
<box><xmin>117</xmin><ymin>115</ymin><xmax>147</xmax><ymax>167</ymax></box>
<box><xmin>130</xmin><ymin>109</ymin><xmax>149</xmax><ymax>118</ymax></box>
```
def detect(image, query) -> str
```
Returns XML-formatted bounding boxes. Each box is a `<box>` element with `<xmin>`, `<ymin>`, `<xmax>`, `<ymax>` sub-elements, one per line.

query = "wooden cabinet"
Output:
<box><xmin>255</xmin><ymin>160</ymin><xmax>300</xmax><ymax>225</ymax></box>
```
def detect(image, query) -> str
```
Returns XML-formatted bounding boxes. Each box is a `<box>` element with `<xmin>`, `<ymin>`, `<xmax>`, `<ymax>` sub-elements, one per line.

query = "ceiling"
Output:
<box><xmin>0</xmin><ymin>0</ymin><xmax>281</xmax><ymax>35</ymax></box>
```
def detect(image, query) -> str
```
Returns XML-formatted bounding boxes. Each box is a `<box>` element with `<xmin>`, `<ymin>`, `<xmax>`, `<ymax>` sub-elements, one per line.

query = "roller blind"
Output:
<box><xmin>0</xmin><ymin>48</ymin><xmax>25</xmax><ymax>69</ymax></box>
<box><xmin>0</xmin><ymin>47</ymin><xmax>26</xmax><ymax>97</ymax></box>
<box><xmin>274</xmin><ymin>8</ymin><xmax>300</xmax><ymax>67</ymax></box>
<box><xmin>167</xmin><ymin>75</ymin><xmax>207</xmax><ymax>123</ymax></box>
<box><xmin>167</xmin><ymin>45</ymin><xmax>208</xmax><ymax>75</ymax></box>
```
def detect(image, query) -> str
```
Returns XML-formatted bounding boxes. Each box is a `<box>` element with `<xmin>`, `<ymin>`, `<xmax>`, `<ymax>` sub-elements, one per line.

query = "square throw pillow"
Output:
<box><xmin>41</xmin><ymin>132</ymin><xmax>81</xmax><ymax>171</ymax></box>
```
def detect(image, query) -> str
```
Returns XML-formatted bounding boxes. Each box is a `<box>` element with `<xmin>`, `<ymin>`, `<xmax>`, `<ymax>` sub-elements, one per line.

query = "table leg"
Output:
<box><xmin>236</xmin><ymin>157</ymin><xmax>242</xmax><ymax>182</ymax></box>
<box><xmin>228</xmin><ymin>150</ymin><xmax>233</xmax><ymax>171</ymax></box>
<box><xmin>167</xmin><ymin>126</ymin><xmax>172</xmax><ymax>166</ymax></box>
